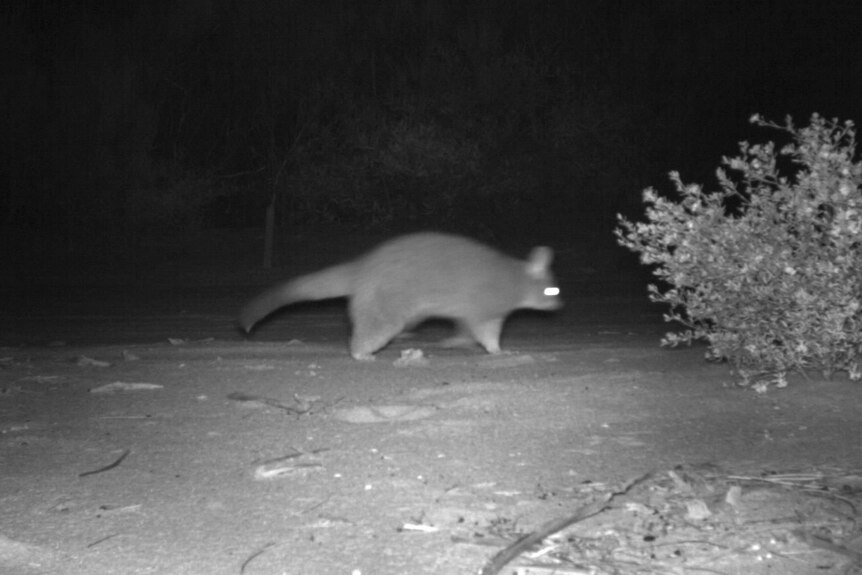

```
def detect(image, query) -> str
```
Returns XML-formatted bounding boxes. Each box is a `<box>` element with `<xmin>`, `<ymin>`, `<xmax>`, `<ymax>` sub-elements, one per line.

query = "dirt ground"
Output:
<box><xmin>2</xmin><ymin>230</ymin><xmax>861</xmax><ymax>575</ymax></box>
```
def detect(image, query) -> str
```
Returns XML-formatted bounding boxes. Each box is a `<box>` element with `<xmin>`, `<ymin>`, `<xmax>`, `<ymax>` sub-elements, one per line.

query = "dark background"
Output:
<box><xmin>2</xmin><ymin>0</ymin><xmax>860</xmax><ymax>268</ymax></box>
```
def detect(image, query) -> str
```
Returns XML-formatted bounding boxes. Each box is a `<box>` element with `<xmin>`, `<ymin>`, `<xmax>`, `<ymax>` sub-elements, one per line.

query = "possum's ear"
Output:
<box><xmin>525</xmin><ymin>246</ymin><xmax>553</xmax><ymax>277</ymax></box>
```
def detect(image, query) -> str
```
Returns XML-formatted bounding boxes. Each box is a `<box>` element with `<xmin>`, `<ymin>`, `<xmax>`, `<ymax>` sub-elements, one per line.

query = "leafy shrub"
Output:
<box><xmin>616</xmin><ymin>114</ymin><xmax>862</xmax><ymax>389</ymax></box>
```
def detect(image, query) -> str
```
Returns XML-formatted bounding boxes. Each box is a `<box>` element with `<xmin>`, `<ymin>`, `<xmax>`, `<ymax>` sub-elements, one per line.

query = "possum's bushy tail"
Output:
<box><xmin>238</xmin><ymin>262</ymin><xmax>356</xmax><ymax>332</ymax></box>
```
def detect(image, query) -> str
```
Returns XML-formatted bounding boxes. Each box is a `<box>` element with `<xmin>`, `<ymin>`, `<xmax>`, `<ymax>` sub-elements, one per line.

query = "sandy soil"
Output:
<box><xmin>2</xmin><ymin>230</ymin><xmax>861</xmax><ymax>575</ymax></box>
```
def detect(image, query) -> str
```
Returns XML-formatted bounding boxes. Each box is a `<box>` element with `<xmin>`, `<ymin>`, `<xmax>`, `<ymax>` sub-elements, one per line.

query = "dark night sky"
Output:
<box><xmin>2</xmin><ymin>0</ymin><xmax>861</xmax><ymax>241</ymax></box>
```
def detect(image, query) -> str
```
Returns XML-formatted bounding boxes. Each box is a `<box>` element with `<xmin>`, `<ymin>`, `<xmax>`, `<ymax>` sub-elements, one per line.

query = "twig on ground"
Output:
<box><xmin>239</xmin><ymin>541</ymin><xmax>276</xmax><ymax>575</ymax></box>
<box><xmin>78</xmin><ymin>449</ymin><xmax>131</xmax><ymax>478</ymax></box>
<box><xmin>479</xmin><ymin>472</ymin><xmax>653</xmax><ymax>575</ymax></box>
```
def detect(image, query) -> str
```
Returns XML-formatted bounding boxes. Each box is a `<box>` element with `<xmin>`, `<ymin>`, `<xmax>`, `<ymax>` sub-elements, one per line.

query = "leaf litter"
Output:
<box><xmin>471</xmin><ymin>464</ymin><xmax>862</xmax><ymax>575</ymax></box>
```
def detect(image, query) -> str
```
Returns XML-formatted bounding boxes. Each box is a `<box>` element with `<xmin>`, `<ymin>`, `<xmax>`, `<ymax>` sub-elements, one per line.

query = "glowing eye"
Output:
<box><xmin>544</xmin><ymin>287</ymin><xmax>560</xmax><ymax>297</ymax></box>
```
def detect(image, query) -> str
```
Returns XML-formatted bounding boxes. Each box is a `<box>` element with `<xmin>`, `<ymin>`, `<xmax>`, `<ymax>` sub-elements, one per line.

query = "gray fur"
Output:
<box><xmin>239</xmin><ymin>232</ymin><xmax>562</xmax><ymax>360</ymax></box>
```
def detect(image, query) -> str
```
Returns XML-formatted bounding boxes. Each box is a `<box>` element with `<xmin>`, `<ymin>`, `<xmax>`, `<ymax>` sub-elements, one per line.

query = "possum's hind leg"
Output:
<box><xmin>460</xmin><ymin>316</ymin><xmax>505</xmax><ymax>355</ymax></box>
<box><xmin>348</xmin><ymin>299</ymin><xmax>410</xmax><ymax>361</ymax></box>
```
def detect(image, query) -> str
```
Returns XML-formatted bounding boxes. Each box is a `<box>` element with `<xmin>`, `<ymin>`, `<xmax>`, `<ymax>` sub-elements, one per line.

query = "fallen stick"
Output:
<box><xmin>480</xmin><ymin>472</ymin><xmax>652</xmax><ymax>575</ymax></box>
<box><xmin>78</xmin><ymin>449</ymin><xmax>131</xmax><ymax>478</ymax></box>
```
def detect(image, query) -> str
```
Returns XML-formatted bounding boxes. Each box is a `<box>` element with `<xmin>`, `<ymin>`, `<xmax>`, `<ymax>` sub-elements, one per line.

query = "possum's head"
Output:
<box><xmin>521</xmin><ymin>246</ymin><xmax>562</xmax><ymax>310</ymax></box>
